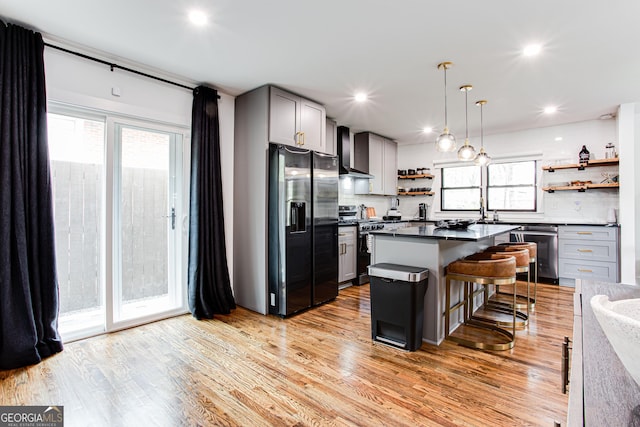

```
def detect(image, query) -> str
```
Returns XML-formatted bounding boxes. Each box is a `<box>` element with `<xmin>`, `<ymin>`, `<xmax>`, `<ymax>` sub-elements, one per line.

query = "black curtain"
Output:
<box><xmin>0</xmin><ymin>22</ymin><xmax>63</xmax><ymax>369</ymax></box>
<box><xmin>188</xmin><ymin>86</ymin><xmax>235</xmax><ymax>319</ymax></box>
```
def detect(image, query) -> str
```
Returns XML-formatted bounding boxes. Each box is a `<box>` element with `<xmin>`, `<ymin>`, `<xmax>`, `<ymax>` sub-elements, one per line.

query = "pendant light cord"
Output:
<box><xmin>464</xmin><ymin>88</ymin><xmax>469</xmax><ymax>140</ymax></box>
<box><xmin>443</xmin><ymin>67</ymin><xmax>449</xmax><ymax>127</ymax></box>
<box><xmin>480</xmin><ymin>103</ymin><xmax>484</xmax><ymax>148</ymax></box>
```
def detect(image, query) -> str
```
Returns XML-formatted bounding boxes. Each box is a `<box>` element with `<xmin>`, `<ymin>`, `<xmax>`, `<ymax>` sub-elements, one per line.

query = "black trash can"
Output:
<box><xmin>368</xmin><ymin>263</ymin><xmax>428</xmax><ymax>351</ymax></box>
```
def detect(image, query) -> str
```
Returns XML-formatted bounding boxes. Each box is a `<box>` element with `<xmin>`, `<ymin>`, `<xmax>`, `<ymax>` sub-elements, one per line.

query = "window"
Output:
<box><xmin>439</xmin><ymin>160</ymin><xmax>538</xmax><ymax>212</ymax></box>
<box><xmin>441</xmin><ymin>165</ymin><xmax>481</xmax><ymax>210</ymax></box>
<box><xmin>487</xmin><ymin>161</ymin><xmax>536</xmax><ymax>211</ymax></box>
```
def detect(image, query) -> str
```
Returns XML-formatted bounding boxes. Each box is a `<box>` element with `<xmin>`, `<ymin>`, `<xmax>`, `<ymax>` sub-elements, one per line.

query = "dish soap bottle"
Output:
<box><xmin>579</xmin><ymin>145</ymin><xmax>590</xmax><ymax>164</ymax></box>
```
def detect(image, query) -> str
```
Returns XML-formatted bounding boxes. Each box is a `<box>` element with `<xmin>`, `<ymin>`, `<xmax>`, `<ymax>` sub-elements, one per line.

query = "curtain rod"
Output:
<box><xmin>44</xmin><ymin>42</ymin><xmax>220</xmax><ymax>98</ymax></box>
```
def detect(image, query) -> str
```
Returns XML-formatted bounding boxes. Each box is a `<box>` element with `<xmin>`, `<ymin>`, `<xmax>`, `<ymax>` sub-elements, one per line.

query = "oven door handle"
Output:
<box><xmin>359</xmin><ymin>234</ymin><xmax>369</xmax><ymax>253</ymax></box>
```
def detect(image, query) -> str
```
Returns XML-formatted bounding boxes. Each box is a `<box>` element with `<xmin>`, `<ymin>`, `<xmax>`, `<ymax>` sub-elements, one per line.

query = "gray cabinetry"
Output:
<box><xmin>269</xmin><ymin>86</ymin><xmax>326</xmax><ymax>152</ymax></box>
<box><xmin>234</xmin><ymin>85</ymin><xmax>327</xmax><ymax>314</ymax></box>
<box><xmin>558</xmin><ymin>225</ymin><xmax>619</xmax><ymax>285</ymax></box>
<box><xmin>383</xmin><ymin>138</ymin><xmax>397</xmax><ymax>195</ymax></box>
<box><xmin>338</xmin><ymin>226</ymin><xmax>357</xmax><ymax>283</ymax></box>
<box><xmin>354</xmin><ymin>132</ymin><xmax>397</xmax><ymax>195</ymax></box>
<box><xmin>325</xmin><ymin>118</ymin><xmax>337</xmax><ymax>156</ymax></box>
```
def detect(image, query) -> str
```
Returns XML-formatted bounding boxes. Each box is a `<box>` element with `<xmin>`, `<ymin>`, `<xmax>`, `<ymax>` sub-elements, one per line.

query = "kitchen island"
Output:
<box><xmin>370</xmin><ymin>223</ymin><xmax>519</xmax><ymax>345</ymax></box>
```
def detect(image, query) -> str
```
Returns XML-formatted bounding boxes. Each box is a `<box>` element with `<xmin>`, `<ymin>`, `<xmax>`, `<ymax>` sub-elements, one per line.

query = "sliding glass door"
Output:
<box><xmin>48</xmin><ymin>109</ymin><xmax>187</xmax><ymax>341</ymax></box>
<box><xmin>114</xmin><ymin>123</ymin><xmax>183</xmax><ymax>323</ymax></box>
<box><xmin>49</xmin><ymin>113</ymin><xmax>106</xmax><ymax>337</ymax></box>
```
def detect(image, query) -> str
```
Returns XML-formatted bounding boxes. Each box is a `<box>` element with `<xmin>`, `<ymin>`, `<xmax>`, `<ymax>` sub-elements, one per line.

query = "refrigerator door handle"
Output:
<box><xmin>291</xmin><ymin>204</ymin><xmax>297</xmax><ymax>228</ymax></box>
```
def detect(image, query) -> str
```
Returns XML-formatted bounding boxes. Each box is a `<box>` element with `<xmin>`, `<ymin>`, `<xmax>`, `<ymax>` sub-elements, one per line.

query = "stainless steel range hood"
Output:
<box><xmin>337</xmin><ymin>126</ymin><xmax>372</xmax><ymax>178</ymax></box>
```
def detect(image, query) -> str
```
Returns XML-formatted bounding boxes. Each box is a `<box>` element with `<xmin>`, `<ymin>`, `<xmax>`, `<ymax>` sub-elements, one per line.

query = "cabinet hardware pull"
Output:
<box><xmin>578</xmin><ymin>268</ymin><xmax>593</xmax><ymax>273</ymax></box>
<box><xmin>301</xmin><ymin>131</ymin><xmax>305</xmax><ymax>146</ymax></box>
<box><xmin>577</xmin><ymin>231</ymin><xmax>592</xmax><ymax>235</ymax></box>
<box><xmin>577</xmin><ymin>249</ymin><xmax>593</xmax><ymax>252</ymax></box>
<box><xmin>562</xmin><ymin>336</ymin><xmax>572</xmax><ymax>394</ymax></box>
<box><xmin>295</xmin><ymin>131</ymin><xmax>303</xmax><ymax>145</ymax></box>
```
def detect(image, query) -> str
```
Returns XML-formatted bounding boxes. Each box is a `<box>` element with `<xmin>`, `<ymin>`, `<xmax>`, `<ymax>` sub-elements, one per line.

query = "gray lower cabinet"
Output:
<box><xmin>558</xmin><ymin>225</ymin><xmax>619</xmax><ymax>285</ymax></box>
<box><xmin>338</xmin><ymin>226</ymin><xmax>357</xmax><ymax>283</ymax></box>
<box><xmin>269</xmin><ymin>86</ymin><xmax>326</xmax><ymax>152</ymax></box>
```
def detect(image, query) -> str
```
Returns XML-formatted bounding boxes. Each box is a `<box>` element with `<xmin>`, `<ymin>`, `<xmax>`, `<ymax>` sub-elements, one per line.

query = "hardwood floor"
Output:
<box><xmin>0</xmin><ymin>282</ymin><xmax>574</xmax><ymax>426</ymax></box>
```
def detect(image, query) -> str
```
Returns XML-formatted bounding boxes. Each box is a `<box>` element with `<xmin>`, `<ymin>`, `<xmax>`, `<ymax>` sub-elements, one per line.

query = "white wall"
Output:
<box><xmin>44</xmin><ymin>47</ymin><xmax>236</xmax><ymax>290</ymax></box>
<box><xmin>617</xmin><ymin>103</ymin><xmax>639</xmax><ymax>284</ymax></box>
<box><xmin>343</xmin><ymin>120</ymin><xmax>618</xmax><ymax>223</ymax></box>
<box><xmin>394</xmin><ymin>119</ymin><xmax>618</xmax><ymax>223</ymax></box>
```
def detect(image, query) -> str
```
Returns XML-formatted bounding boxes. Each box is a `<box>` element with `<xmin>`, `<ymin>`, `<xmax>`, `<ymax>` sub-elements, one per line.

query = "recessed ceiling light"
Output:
<box><xmin>422</xmin><ymin>127</ymin><xmax>433</xmax><ymax>134</ymax></box>
<box><xmin>544</xmin><ymin>106</ymin><xmax>557</xmax><ymax>114</ymax></box>
<box><xmin>555</xmin><ymin>136</ymin><xmax>563</xmax><ymax>141</ymax></box>
<box><xmin>354</xmin><ymin>93</ymin><xmax>367</xmax><ymax>102</ymax></box>
<box><xmin>188</xmin><ymin>10</ymin><xmax>208</xmax><ymax>26</ymax></box>
<box><xmin>523</xmin><ymin>44</ymin><xmax>542</xmax><ymax>56</ymax></box>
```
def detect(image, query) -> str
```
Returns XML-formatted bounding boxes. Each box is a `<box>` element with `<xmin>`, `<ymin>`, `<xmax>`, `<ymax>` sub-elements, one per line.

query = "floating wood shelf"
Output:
<box><xmin>397</xmin><ymin>191</ymin><xmax>434</xmax><ymax>196</ymax></box>
<box><xmin>542</xmin><ymin>158</ymin><xmax>619</xmax><ymax>172</ymax></box>
<box><xmin>398</xmin><ymin>174</ymin><xmax>434</xmax><ymax>179</ymax></box>
<box><xmin>542</xmin><ymin>183</ymin><xmax>619</xmax><ymax>193</ymax></box>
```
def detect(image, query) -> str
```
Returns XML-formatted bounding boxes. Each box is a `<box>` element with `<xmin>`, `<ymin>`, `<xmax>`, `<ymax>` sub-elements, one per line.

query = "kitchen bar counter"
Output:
<box><xmin>476</xmin><ymin>219</ymin><xmax>619</xmax><ymax>227</ymax></box>
<box><xmin>370</xmin><ymin>223</ymin><xmax>519</xmax><ymax>345</ymax></box>
<box><xmin>370</xmin><ymin>223</ymin><xmax>517</xmax><ymax>241</ymax></box>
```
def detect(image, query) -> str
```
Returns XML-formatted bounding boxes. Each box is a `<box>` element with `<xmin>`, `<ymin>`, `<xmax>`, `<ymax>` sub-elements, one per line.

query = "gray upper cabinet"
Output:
<box><xmin>269</xmin><ymin>86</ymin><xmax>326</xmax><ymax>152</ymax></box>
<box><xmin>355</xmin><ymin>132</ymin><xmax>397</xmax><ymax>195</ymax></box>
<box><xmin>325</xmin><ymin>118</ymin><xmax>337</xmax><ymax>156</ymax></box>
<box><xmin>383</xmin><ymin>138</ymin><xmax>397</xmax><ymax>195</ymax></box>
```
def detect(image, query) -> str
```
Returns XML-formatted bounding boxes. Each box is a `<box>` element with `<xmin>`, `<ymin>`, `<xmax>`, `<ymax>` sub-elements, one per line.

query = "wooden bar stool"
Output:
<box><xmin>499</xmin><ymin>242</ymin><xmax>538</xmax><ymax>309</ymax></box>
<box><xmin>445</xmin><ymin>252</ymin><xmax>517</xmax><ymax>351</ymax></box>
<box><xmin>481</xmin><ymin>246</ymin><xmax>530</xmax><ymax>329</ymax></box>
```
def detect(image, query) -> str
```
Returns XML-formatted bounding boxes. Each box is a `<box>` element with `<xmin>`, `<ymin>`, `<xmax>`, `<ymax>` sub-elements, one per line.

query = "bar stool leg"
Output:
<box><xmin>445</xmin><ymin>276</ymin><xmax>451</xmax><ymax>339</ymax></box>
<box><xmin>532</xmin><ymin>259</ymin><xmax>538</xmax><ymax>309</ymax></box>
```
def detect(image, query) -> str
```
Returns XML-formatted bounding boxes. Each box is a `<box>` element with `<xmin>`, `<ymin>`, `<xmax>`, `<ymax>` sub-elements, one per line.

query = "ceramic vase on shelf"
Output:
<box><xmin>579</xmin><ymin>145</ymin><xmax>590</xmax><ymax>164</ymax></box>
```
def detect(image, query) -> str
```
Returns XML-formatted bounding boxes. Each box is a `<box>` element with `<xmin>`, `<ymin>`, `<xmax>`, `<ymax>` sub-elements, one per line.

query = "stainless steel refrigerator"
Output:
<box><xmin>268</xmin><ymin>144</ymin><xmax>339</xmax><ymax>316</ymax></box>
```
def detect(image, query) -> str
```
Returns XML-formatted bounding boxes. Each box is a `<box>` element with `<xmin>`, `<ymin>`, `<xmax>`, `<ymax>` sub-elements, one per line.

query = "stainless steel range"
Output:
<box><xmin>357</xmin><ymin>221</ymin><xmax>381</xmax><ymax>285</ymax></box>
<box><xmin>339</xmin><ymin>205</ymin><xmax>409</xmax><ymax>285</ymax></box>
<box><xmin>357</xmin><ymin>220</ymin><xmax>410</xmax><ymax>285</ymax></box>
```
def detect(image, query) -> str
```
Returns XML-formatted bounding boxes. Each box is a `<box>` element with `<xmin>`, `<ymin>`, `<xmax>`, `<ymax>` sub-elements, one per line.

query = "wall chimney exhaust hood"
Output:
<box><xmin>337</xmin><ymin>126</ymin><xmax>372</xmax><ymax>178</ymax></box>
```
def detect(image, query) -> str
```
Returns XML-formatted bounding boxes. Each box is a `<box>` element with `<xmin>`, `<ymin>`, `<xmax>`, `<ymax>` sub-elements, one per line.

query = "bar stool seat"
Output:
<box><xmin>499</xmin><ymin>242</ymin><xmax>538</xmax><ymax>308</ymax></box>
<box><xmin>481</xmin><ymin>246</ymin><xmax>530</xmax><ymax>328</ymax></box>
<box><xmin>445</xmin><ymin>253</ymin><xmax>517</xmax><ymax>351</ymax></box>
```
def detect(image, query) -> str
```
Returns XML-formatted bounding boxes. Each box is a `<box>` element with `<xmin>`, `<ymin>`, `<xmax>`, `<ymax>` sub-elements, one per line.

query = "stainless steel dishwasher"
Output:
<box><xmin>510</xmin><ymin>225</ymin><xmax>559</xmax><ymax>284</ymax></box>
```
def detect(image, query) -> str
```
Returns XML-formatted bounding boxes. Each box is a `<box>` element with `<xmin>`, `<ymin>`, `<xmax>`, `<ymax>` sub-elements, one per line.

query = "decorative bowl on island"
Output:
<box><xmin>590</xmin><ymin>295</ymin><xmax>640</xmax><ymax>387</ymax></box>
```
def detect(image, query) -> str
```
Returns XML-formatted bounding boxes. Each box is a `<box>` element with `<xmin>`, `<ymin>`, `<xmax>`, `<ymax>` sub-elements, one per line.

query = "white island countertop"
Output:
<box><xmin>370</xmin><ymin>223</ymin><xmax>518</xmax><ymax>241</ymax></box>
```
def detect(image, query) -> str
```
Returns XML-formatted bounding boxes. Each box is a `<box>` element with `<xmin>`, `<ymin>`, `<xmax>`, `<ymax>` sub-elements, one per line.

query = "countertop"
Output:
<box><xmin>476</xmin><ymin>220</ymin><xmax>619</xmax><ymax>227</ymax></box>
<box><xmin>572</xmin><ymin>280</ymin><xmax>640</xmax><ymax>426</ymax></box>
<box><xmin>370</xmin><ymin>223</ymin><xmax>518</xmax><ymax>241</ymax></box>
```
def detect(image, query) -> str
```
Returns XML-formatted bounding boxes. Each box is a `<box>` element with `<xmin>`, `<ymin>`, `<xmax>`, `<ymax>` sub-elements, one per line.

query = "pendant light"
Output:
<box><xmin>474</xmin><ymin>100</ymin><xmax>491</xmax><ymax>166</ymax></box>
<box><xmin>435</xmin><ymin>62</ymin><xmax>456</xmax><ymax>152</ymax></box>
<box><xmin>457</xmin><ymin>85</ymin><xmax>476</xmax><ymax>161</ymax></box>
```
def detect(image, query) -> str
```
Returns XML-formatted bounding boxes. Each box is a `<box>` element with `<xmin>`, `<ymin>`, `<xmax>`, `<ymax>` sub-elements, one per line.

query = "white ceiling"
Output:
<box><xmin>2</xmin><ymin>0</ymin><xmax>639</xmax><ymax>144</ymax></box>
